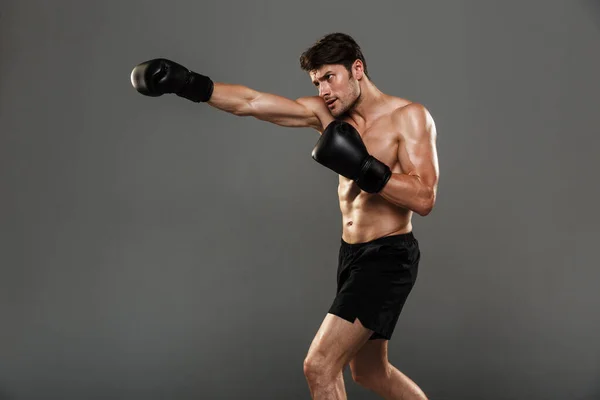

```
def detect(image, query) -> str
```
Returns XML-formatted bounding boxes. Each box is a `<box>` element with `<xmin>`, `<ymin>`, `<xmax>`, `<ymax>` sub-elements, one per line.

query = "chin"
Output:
<box><xmin>331</xmin><ymin>105</ymin><xmax>347</xmax><ymax>118</ymax></box>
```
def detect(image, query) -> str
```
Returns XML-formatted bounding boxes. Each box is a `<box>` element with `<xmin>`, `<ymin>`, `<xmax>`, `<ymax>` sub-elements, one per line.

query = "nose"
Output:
<box><xmin>318</xmin><ymin>83</ymin><xmax>330</xmax><ymax>98</ymax></box>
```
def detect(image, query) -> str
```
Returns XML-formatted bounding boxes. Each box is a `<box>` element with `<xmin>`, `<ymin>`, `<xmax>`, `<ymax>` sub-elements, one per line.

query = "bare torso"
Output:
<box><xmin>335</xmin><ymin>96</ymin><xmax>413</xmax><ymax>244</ymax></box>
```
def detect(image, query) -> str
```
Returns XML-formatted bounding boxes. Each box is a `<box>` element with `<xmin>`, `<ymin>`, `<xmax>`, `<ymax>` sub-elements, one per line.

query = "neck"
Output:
<box><xmin>346</xmin><ymin>79</ymin><xmax>386</xmax><ymax>125</ymax></box>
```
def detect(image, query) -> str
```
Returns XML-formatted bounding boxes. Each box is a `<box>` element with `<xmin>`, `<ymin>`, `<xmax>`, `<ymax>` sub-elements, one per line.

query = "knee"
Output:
<box><xmin>303</xmin><ymin>353</ymin><xmax>333</xmax><ymax>383</ymax></box>
<box><xmin>351</xmin><ymin>372</ymin><xmax>377</xmax><ymax>390</ymax></box>
<box><xmin>351</xmin><ymin>366</ymin><xmax>388</xmax><ymax>391</ymax></box>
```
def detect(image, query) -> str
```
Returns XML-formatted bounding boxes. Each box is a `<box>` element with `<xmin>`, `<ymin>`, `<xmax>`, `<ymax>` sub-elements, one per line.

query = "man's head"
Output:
<box><xmin>299</xmin><ymin>33</ymin><xmax>369</xmax><ymax>117</ymax></box>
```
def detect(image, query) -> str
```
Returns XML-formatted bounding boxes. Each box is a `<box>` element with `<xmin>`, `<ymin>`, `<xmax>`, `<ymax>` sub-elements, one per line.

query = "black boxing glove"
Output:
<box><xmin>312</xmin><ymin>120</ymin><xmax>391</xmax><ymax>193</ymax></box>
<box><xmin>130</xmin><ymin>58</ymin><xmax>214</xmax><ymax>102</ymax></box>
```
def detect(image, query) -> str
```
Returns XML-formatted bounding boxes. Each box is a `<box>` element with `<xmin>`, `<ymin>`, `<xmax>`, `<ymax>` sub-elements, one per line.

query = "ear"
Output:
<box><xmin>352</xmin><ymin>59</ymin><xmax>365</xmax><ymax>80</ymax></box>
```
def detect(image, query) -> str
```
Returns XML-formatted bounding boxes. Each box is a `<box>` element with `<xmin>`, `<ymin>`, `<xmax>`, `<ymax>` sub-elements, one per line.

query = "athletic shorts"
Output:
<box><xmin>328</xmin><ymin>232</ymin><xmax>420</xmax><ymax>341</ymax></box>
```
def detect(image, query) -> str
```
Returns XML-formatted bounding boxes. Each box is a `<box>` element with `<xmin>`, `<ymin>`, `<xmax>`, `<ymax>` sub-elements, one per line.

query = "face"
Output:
<box><xmin>310</xmin><ymin>62</ymin><xmax>362</xmax><ymax>117</ymax></box>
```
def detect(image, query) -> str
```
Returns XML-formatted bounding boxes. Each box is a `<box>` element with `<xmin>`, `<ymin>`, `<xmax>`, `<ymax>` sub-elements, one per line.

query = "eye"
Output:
<box><xmin>326</xmin><ymin>74</ymin><xmax>333</xmax><ymax>80</ymax></box>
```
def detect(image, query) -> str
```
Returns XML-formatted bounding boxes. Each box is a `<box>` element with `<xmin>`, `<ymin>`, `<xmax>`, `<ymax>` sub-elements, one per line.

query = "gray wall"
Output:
<box><xmin>1</xmin><ymin>1</ymin><xmax>599</xmax><ymax>399</ymax></box>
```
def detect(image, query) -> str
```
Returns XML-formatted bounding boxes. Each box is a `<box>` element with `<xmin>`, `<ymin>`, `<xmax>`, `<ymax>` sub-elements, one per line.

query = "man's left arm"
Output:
<box><xmin>378</xmin><ymin>103</ymin><xmax>439</xmax><ymax>216</ymax></box>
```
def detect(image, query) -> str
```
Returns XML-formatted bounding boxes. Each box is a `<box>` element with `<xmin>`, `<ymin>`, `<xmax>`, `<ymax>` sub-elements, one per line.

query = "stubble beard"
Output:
<box><xmin>335</xmin><ymin>78</ymin><xmax>361</xmax><ymax>118</ymax></box>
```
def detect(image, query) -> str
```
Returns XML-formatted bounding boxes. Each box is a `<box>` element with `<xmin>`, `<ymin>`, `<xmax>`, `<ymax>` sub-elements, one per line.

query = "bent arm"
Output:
<box><xmin>379</xmin><ymin>103</ymin><xmax>439</xmax><ymax>216</ymax></box>
<box><xmin>207</xmin><ymin>83</ymin><xmax>328</xmax><ymax>130</ymax></box>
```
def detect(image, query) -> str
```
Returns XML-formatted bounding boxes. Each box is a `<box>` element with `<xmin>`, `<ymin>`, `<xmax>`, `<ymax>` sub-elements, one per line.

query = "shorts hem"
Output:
<box><xmin>328</xmin><ymin>307</ymin><xmax>393</xmax><ymax>341</ymax></box>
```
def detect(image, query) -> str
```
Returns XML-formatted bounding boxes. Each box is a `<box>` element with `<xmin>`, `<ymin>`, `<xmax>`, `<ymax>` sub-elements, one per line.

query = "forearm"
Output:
<box><xmin>206</xmin><ymin>82</ymin><xmax>259</xmax><ymax>115</ymax></box>
<box><xmin>206</xmin><ymin>83</ymin><xmax>318</xmax><ymax>128</ymax></box>
<box><xmin>378</xmin><ymin>173</ymin><xmax>435</xmax><ymax>216</ymax></box>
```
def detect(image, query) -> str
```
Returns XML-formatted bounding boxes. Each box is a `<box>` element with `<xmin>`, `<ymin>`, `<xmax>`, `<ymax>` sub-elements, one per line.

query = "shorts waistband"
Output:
<box><xmin>341</xmin><ymin>232</ymin><xmax>416</xmax><ymax>249</ymax></box>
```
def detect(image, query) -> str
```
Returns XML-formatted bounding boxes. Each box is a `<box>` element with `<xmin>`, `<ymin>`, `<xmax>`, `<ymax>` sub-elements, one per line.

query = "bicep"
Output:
<box><xmin>249</xmin><ymin>93</ymin><xmax>324</xmax><ymax>130</ymax></box>
<box><xmin>397</xmin><ymin>105</ymin><xmax>439</xmax><ymax>189</ymax></box>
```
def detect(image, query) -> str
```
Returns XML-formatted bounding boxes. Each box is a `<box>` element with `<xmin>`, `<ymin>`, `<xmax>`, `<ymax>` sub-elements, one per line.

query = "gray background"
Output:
<box><xmin>1</xmin><ymin>1</ymin><xmax>599</xmax><ymax>399</ymax></box>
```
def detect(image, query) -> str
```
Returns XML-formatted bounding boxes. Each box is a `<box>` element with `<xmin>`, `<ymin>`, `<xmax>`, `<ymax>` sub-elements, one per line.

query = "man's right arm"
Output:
<box><xmin>207</xmin><ymin>83</ymin><xmax>328</xmax><ymax>131</ymax></box>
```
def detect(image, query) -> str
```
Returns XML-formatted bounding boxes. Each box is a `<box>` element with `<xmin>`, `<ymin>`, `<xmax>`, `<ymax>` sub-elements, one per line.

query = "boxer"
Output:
<box><xmin>131</xmin><ymin>32</ymin><xmax>438</xmax><ymax>400</ymax></box>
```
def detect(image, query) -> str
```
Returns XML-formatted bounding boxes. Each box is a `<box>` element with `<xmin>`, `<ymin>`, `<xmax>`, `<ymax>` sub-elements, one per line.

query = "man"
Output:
<box><xmin>131</xmin><ymin>32</ymin><xmax>438</xmax><ymax>400</ymax></box>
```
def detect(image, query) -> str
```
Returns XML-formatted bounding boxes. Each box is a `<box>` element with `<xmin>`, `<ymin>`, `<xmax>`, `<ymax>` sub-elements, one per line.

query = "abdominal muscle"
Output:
<box><xmin>338</xmin><ymin>176</ymin><xmax>412</xmax><ymax>244</ymax></box>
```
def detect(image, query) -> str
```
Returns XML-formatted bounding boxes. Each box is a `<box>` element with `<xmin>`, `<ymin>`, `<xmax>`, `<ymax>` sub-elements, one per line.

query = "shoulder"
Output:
<box><xmin>391</xmin><ymin>102</ymin><xmax>433</xmax><ymax>129</ymax></box>
<box><xmin>391</xmin><ymin>102</ymin><xmax>436</xmax><ymax>140</ymax></box>
<box><xmin>296</xmin><ymin>96</ymin><xmax>334</xmax><ymax>132</ymax></box>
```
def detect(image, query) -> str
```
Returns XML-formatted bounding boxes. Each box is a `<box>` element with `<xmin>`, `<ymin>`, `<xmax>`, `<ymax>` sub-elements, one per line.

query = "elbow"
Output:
<box><xmin>232</xmin><ymin>100</ymin><xmax>253</xmax><ymax>116</ymax></box>
<box><xmin>232</xmin><ymin>90</ymin><xmax>260</xmax><ymax>117</ymax></box>
<box><xmin>415</xmin><ymin>190</ymin><xmax>435</xmax><ymax>217</ymax></box>
<box><xmin>416</xmin><ymin>204</ymin><xmax>433</xmax><ymax>217</ymax></box>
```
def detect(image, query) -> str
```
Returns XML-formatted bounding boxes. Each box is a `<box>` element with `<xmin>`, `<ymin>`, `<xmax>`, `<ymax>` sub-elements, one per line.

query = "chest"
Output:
<box><xmin>354</xmin><ymin>123</ymin><xmax>401</xmax><ymax>170</ymax></box>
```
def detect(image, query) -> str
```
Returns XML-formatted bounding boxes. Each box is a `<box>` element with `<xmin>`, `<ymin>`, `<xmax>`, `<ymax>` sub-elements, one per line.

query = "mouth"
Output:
<box><xmin>326</xmin><ymin>98</ymin><xmax>337</xmax><ymax>107</ymax></box>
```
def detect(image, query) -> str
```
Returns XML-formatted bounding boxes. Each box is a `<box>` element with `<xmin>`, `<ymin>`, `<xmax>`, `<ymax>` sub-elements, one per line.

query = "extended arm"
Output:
<box><xmin>379</xmin><ymin>103</ymin><xmax>439</xmax><ymax>216</ymax></box>
<box><xmin>130</xmin><ymin>58</ymin><xmax>331</xmax><ymax>131</ymax></box>
<box><xmin>207</xmin><ymin>83</ymin><xmax>326</xmax><ymax>130</ymax></box>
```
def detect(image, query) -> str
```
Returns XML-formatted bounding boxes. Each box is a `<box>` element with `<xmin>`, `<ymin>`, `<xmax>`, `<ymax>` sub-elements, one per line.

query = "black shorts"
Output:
<box><xmin>328</xmin><ymin>232</ymin><xmax>420</xmax><ymax>341</ymax></box>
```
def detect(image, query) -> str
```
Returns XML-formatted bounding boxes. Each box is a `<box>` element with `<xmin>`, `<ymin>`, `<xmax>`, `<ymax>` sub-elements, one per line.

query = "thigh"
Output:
<box><xmin>349</xmin><ymin>338</ymin><xmax>389</xmax><ymax>378</ymax></box>
<box><xmin>307</xmin><ymin>313</ymin><xmax>374</xmax><ymax>369</ymax></box>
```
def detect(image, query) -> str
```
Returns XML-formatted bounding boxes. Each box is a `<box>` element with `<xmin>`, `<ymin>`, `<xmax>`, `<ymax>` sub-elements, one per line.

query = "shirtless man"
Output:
<box><xmin>131</xmin><ymin>33</ymin><xmax>439</xmax><ymax>400</ymax></box>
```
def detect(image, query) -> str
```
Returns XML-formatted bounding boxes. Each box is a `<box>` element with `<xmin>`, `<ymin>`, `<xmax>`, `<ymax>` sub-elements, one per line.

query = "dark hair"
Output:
<box><xmin>299</xmin><ymin>33</ymin><xmax>369</xmax><ymax>78</ymax></box>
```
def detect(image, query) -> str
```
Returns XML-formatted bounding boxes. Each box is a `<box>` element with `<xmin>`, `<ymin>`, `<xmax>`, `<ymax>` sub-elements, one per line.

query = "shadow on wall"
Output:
<box><xmin>582</xmin><ymin>0</ymin><xmax>600</xmax><ymax>32</ymax></box>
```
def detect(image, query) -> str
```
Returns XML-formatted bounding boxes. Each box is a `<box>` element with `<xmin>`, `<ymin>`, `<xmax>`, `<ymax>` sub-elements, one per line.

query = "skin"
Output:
<box><xmin>205</xmin><ymin>59</ymin><xmax>438</xmax><ymax>400</ymax></box>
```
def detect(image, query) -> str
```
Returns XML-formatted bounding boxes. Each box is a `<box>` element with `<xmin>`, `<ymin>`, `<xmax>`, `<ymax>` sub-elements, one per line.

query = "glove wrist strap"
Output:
<box><xmin>356</xmin><ymin>156</ymin><xmax>391</xmax><ymax>193</ymax></box>
<box><xmin>176</xmin><ymin>71</ymin><xmax>214</xmax><ymax>103</ymax></box>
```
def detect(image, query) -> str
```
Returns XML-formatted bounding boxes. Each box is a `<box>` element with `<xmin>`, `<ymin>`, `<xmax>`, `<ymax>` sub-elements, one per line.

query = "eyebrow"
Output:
<box><xmin>312</xmin><ymin>70</ymin><xmax>333</xmax><ymax>84</ymax></box>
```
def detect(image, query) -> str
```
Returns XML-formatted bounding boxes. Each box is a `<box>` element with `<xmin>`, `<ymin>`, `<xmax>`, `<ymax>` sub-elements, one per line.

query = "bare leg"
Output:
<box><xmin>304</xmin><ymin>313</ymin><xmax>374</xmax><ymax>400</ymax></box>
<box><xmin>306</xmin><ymin>369</ymin><xmax>347</xmax><ymax>400</ymax></box>
<box><xmin>350</xmin><ymin>339</ymin><xmax>428</xmax><ymax>400</ymax></box>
